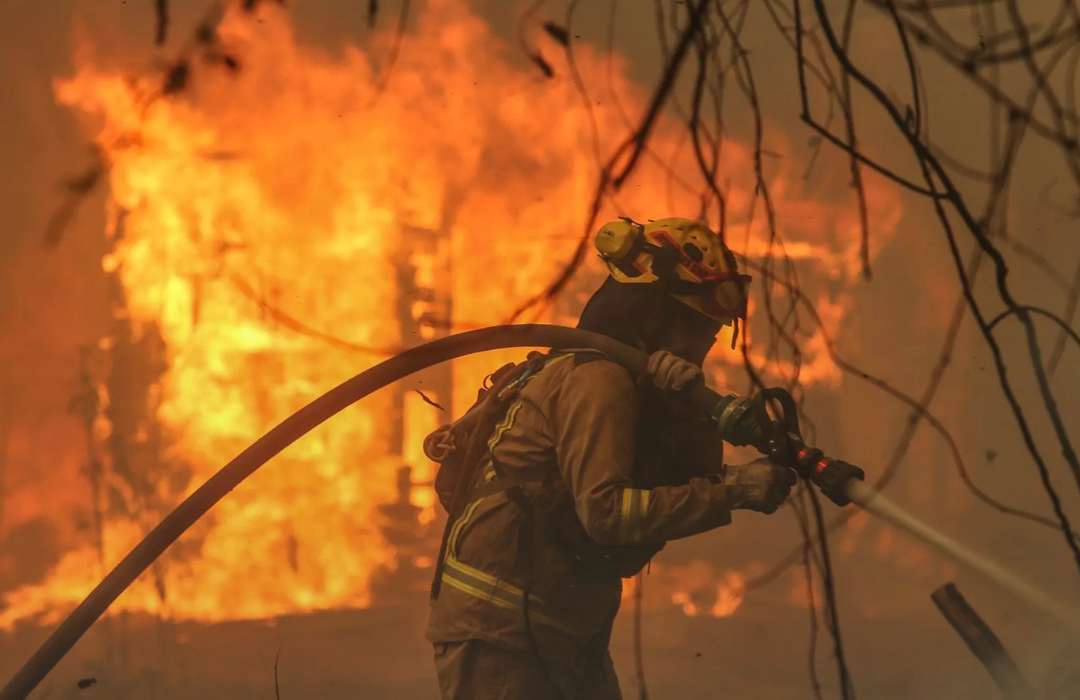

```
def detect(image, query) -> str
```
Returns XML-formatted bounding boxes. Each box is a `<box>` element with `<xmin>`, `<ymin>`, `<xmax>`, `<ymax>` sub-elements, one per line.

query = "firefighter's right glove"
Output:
<box><xmin>647</xmin><ymin>350</ymin><xmax>704</xmax><ymax>392</ymax></box>
<box><xmin>723</xmin><ymin>458</ymin><xmax>797</xmax><ymax>514</ymax></box>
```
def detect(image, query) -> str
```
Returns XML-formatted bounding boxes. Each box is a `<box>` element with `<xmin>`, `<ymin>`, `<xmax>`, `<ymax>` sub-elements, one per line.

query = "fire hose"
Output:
<box><xmin>1</xmin><ymin>323</ymin><xmax>1077</xmax><ymax>700</ymax></box>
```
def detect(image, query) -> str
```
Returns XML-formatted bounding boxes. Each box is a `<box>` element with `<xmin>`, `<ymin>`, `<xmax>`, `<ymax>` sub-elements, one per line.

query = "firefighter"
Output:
<box><xmin>423</xmin><ymin>218</ymin><xmax>797</xmax><ymax>699</ymax></box>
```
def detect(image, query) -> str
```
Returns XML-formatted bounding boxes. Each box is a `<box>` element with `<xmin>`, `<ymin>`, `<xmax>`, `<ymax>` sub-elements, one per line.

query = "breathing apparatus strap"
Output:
<box><xmin>429</xmin><ymin>364</ymin><xmax>525</xmax><ymax>601</ymax></box>
<box><xmin>487</xmin><ymin>353</ymin><xmax>548</xmax><ymax>581</ymax></box>
<box><xmin>466</xmin><ymin>464</ymin><xmax>553</xmax><ymax>501</ymax></box>
<box><xmin>430</xmin><ymin>351</ymin><xmax>560</xmax><ymax>600</ymax></box>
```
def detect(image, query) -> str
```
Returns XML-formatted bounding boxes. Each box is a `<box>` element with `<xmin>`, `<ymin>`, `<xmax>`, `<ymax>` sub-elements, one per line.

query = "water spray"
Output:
<box><xmin>711</xmin><ymin>382</ymin><xmax>1080</xmax><ymax>630</ymax></box>
<box><xmin>1</xmin><ymin>324</ymin><xmax>1076</xmax><ymax>700</ymax></box>
<box><xmin>849</xmin><ymin>481</ymin><xmax>1080</xmax><ymax>630</ymax></box>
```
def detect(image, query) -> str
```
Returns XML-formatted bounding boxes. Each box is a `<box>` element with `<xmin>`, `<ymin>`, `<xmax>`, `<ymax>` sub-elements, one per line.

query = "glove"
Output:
<box><xmin>723</xmin><ymin>458</ymin><xmax>797</xmax><ymax>514</ymax></box>
<box><xmin>423</xmin><ymin>425</ymin><xmax>456</xmax><ymax>462</ymax></box>
<box><xmin>647</xmin><ymin>350</ymin><xmax>704</xmax><ymax>392</ymax></box>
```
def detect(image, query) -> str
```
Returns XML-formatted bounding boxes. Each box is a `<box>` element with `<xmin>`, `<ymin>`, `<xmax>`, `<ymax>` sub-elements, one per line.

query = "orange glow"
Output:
<box><xmin>649</xmin><ymin>561</ymin><xmax>748</xmax><ymax>619</ymax></box>
<box><xmin>403</xmin><ymin>391</ymin><xmax>439</xmax><ymax>519</ymax></box>
<box><xmin>672</xmin><ymin>591</ymin><xmax>702</xmax><ymax>617</ymax></box>
<box><xmin>839</xmin><ymin>508</ymin><xmax>871</xmax><ymax>555</ymax></box>
<box><xmin>0</xmin><ymin>0</ymin><xmax>901</xmax><ymax>628</ymax></box>
<box><xmin>709</xmin><ymin>570</ymin><xmax>746</xmax><ymax>618</ymax></box>
<box><xmin>874</xmin><ymin>528</ymin><xmax>895</xmax><ymax>558</ymax></box>
<box><xmin>787</xmin><ymin>570</ymin><xmax>825</xmax><ymax>611</ymax></box>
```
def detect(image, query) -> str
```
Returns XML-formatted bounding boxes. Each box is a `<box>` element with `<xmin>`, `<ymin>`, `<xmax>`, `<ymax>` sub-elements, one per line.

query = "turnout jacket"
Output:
<box><xmin>425</xmin><ymin>352</ymin><xmax>734</xmax><ymax>665</ymax></box>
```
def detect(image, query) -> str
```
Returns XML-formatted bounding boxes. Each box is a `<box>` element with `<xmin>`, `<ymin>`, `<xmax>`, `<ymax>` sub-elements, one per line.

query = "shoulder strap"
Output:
<box><xmin>573</xmin><ymin>350</ymin><xmax>607</xmax><ymax>367</ymax></box>
<box><xmin>544</xmin><ymin>348</ymin><xmax>609</xmax><ymax>367</ymax></box>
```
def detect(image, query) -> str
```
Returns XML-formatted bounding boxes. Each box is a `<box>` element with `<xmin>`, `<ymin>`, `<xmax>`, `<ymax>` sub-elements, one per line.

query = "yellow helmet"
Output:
<box><xmin>594</xmin><ymin>217</ymin><xmax>751</xmax><ymax>326</ymax></box>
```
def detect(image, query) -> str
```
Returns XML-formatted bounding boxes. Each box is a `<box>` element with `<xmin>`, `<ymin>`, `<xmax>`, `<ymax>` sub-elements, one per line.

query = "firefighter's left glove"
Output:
<box><xmin>647</xmin><ymin>350</ymin><xmax>704</xmax><ymax>392</ymax></box>
<box><xmin>423</xmin><ymin>425</ymin><xmax>456</xmax><ymax>463</ymax></box>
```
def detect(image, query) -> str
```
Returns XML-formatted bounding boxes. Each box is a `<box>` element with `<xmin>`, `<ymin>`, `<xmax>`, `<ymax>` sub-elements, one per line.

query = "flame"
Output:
<box><xmin>0</xmin><ymin>0</ymin><xmax>903</xmax><ymax>628</ymax></box>
<box><xmin>637</xmin><ymin>561</ymin><xmax>748</xmax><ymax>619</ymax></box>
<box><xmin>672</xmin><ymin>591</ymin><xmax>702</xmax><ymax>617</ymax></box>
<box><xmin>710</xmin><ymin>570</ymin><xmax>746</xmax><ymax>618</ymax></box>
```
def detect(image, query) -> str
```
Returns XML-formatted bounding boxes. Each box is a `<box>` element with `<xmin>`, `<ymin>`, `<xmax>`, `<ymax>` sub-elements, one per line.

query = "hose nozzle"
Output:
<box><xmin>711</xmin><ymin>389</ymin><xmax>865</xmax><ymax>507</ymax></box>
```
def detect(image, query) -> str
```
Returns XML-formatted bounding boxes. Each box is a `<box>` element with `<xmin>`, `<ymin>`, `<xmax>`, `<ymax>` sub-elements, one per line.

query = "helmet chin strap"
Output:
<box><xmin>640</xmin><ymin>242</ymin><xmax>681</xmax><ymax>345</ymax></box>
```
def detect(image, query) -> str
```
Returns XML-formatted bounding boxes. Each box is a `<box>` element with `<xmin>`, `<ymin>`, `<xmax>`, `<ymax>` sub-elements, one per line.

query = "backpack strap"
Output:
<box><xmin>545</xmin><ymin>348</ymin><xmax>608</xmax><ymax>367</ymax></box>
<box><xmin>430</xmin><ymin>363</ymin><xmax>528</xmax><ymax>601</ymax></box>
<box><xmin>473</xmin><ymin>349</ymin><xmax>599</xmax><ymax>501</ymax></box>
<box><xmin>431</xmin><ymin>351</ymin><xmax>558</xmax><ymax>600</ymax></box>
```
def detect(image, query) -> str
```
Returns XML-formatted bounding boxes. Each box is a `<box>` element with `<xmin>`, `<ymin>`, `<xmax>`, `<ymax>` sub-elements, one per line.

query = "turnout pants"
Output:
<box><xmin>433</xmin><ymin>639</ymin><xmax>623</xmax><ymax>700</ymax></box>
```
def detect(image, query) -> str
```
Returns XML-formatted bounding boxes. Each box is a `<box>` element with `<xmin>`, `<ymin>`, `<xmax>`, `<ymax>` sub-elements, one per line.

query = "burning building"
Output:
<box><xmin>0</xmin><ymin>0</ymin><xmax>905</xmax><ymax>634</ymax></box>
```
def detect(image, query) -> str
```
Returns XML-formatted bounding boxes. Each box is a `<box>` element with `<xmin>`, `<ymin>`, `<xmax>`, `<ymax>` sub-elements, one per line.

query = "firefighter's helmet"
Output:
<box><xmin>594</xmin><ymin>217</ymin><xmax>751</xmax><ymax>326</ymax></box>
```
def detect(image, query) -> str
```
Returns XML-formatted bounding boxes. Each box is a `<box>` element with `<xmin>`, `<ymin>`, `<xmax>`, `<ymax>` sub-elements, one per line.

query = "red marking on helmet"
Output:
<box><xmin>815</xmin><ymin>458</ymin><xmax>832</xmax><ymax>476</ymax></box>
<box><xmin>651</xmin><ymin>229</ymin><xmax>724</xmax><ymax>282</ymax></box>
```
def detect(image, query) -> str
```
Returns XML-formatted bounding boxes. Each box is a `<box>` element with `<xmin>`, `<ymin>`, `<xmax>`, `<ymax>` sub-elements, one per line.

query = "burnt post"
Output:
<box><xmin>931</xmin><ymin>583</ymin><xmax>1034</xmax><ymax>700</ymax></box>
<box><xmin>378</xmin><ymin>193</ymin><xmax>462</xmax><ymax>598</ymax></box>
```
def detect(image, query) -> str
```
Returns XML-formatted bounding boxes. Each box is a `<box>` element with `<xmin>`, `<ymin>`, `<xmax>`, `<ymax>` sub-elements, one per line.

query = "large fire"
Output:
<box><xmin>0</xmin><ymin>0</ymin><xmax>902</xmax><ymax>629</ymax></box>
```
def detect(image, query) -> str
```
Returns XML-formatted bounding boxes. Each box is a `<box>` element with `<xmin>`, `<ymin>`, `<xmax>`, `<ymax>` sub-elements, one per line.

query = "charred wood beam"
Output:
<box><xmin>931</xmin><ymin>583</ymin><xmax>1034</xmax><ymax>700</ymax></box>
